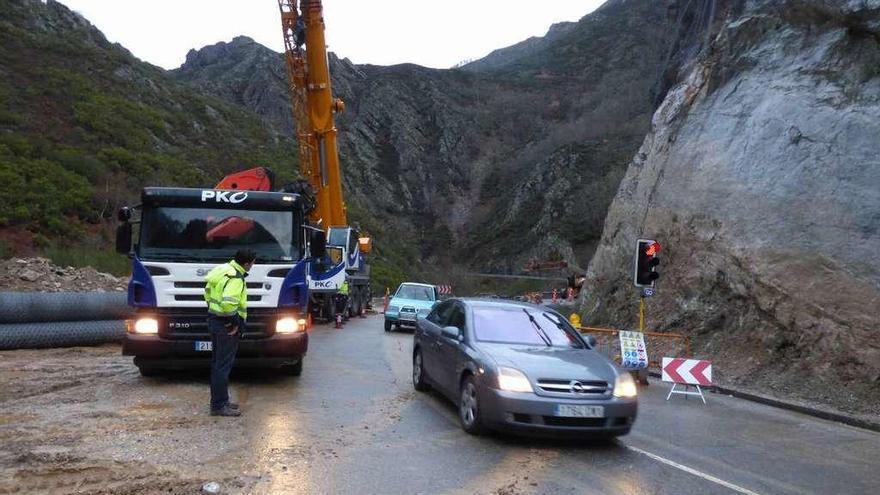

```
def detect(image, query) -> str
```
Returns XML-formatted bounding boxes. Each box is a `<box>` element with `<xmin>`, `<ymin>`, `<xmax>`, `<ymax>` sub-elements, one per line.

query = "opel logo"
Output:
<box><xmin>570</xmin><ymin>380</ymin><xmax>586</xmax><ymax>394</ymax></box>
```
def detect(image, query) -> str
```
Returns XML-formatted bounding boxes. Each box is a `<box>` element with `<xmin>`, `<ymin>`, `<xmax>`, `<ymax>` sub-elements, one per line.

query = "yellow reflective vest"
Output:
<box><xmin>204</xmin><ymin>260</ymin><xmax>248</xmax><ymax>319</ymax></box>
<box><xmin>339</xmin><ymin>280</ymin><xmax>350</xmax><ymax>295</ymax></box>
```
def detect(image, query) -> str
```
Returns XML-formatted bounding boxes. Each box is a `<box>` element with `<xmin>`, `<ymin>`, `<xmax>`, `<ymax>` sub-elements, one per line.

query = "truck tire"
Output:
<box><xmin>283</xmin><ymin>359</ymin><xmax>303</xmax><ymax>376</ymax></box>
<box><xmin>138</xmin><ymin>366</ymin><xmax>162</xmax><ymax>377</ymax></box>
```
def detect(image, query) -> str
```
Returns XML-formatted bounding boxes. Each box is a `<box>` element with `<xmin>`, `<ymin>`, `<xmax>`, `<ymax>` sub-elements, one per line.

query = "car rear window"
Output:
<box><xmin>473</xmin><ymin>307</ymin><xmax>583</xmax><ymax>348</ymax></box>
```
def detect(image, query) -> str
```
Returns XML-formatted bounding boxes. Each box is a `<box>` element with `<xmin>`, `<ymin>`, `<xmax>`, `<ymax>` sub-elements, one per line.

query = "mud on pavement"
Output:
<box><xmin>0</xmin><ymin>345</ymin><xmax>275</xmax><ymax>494</ymax></box>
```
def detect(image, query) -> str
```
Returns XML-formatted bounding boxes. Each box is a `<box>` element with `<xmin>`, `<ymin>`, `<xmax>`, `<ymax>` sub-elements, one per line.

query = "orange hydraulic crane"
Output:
<box><xmin>278</xmin><ymin>0</ymin><xmax>347</xmax><ymax>230</ymax></box>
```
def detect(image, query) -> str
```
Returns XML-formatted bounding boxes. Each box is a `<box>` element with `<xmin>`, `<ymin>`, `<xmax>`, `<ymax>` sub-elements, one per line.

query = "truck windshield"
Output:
<box><xmin>139</xmin><ymin>207</ymin><xmax>300</xmax><ymax>263</ymax></box>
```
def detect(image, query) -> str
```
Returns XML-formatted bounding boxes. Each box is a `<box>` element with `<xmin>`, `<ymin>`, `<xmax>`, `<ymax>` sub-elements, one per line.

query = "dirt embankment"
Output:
<box><xmin>0</xmin><ymin>258</ymin><xmax>128</xmax><ymax>293</ymax></box>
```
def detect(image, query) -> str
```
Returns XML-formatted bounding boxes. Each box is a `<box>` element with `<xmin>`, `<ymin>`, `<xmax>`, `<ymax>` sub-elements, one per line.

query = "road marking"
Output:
<box><xmin>625</xmin><ymin>445</ymin><xmax>762</xmax><ymax>495</ymax></box>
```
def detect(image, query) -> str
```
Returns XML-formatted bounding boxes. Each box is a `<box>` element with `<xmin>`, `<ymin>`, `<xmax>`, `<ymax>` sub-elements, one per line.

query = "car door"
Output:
<box><xmin>420</xmin><ymin>300</ymin><xmax>454</xmax><ymax>381</ymax></box>
<box><xmin>435</xmin><ymin>302</ymin><xmax>467</xmax><ymax>396</ymax></box>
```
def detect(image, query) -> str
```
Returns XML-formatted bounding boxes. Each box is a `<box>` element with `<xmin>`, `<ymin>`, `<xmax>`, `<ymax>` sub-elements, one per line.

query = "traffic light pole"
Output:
<box><xmin>639</xmin><ymin>295</ymin><xmax>645</xmax><ymax>332</ymax></box>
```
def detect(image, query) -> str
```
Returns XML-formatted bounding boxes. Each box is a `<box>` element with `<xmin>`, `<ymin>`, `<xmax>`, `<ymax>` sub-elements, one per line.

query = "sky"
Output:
<box><xmin>57</xmin><ymin>0</ymin><xmax>605</xmax><ymax>70</ymax></box>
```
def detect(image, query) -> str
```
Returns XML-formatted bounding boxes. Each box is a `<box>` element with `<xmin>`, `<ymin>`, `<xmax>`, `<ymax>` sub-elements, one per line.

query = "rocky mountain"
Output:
<box><xmin>458</xmin><ymin>21</ymin><xmax>578</xmax><ymax>72</ymax></box>
<box><xmin>581</xmin><ymin>0</ymin><xmax>880</xmax><ymax>415</ymax></box>
<box><xmin>174</xmin><ymin>0</ymin><xmax>676</xmax><ymax>279</ymax></box>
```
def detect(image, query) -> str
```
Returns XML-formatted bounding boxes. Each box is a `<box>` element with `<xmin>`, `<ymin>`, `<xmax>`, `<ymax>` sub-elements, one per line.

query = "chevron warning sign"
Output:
<box><xmin>662</xmin><ymin>358</ymin><xmax>712</xmax><ymax>386</ymax></box>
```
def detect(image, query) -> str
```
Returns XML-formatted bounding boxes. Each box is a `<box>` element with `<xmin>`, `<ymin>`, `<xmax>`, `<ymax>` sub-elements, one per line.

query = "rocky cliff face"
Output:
<box><xmin>174</xmin><ymin>0</ymin><xmax>674</xmax><ymax>276</ymax></box>
<box><xmin>582</xmin><ymin>0</ymin><xmax>880</xmax><ymax>414</ymax></box>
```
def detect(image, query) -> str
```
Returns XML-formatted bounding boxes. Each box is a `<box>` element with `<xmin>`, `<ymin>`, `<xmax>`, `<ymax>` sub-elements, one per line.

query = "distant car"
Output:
<box><xmin>384</xmin><ymin>282</ymin><xmax>439</xmax><ymax>332</ymax></box>
<box><xmin>412</xmin><ymin>298</ymin><xmax>638</xmax><ymax>437</ymax></box>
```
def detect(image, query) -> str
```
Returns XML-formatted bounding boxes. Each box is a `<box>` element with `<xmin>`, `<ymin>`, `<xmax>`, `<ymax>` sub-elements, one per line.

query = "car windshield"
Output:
<box><xmin>473</xmin><ymin>307</ymin><xmax>584</xmax><ymax>348</ymax></box>
<box><xmin>139</xmin><ymin>206</ymin><xmax>300</xmax><ymax>263</ymax></box>
<box><xmin>396</xmin><ymin>285</ymin><xmax>434</xmax><ymax>301</ymax></box>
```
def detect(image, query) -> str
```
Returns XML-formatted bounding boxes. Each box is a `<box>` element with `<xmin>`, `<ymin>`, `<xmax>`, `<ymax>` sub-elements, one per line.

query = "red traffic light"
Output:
<box><xmin>645</xmin><ymin>241</ymin><xmax>661</xmax><ymax>257</ymax></box>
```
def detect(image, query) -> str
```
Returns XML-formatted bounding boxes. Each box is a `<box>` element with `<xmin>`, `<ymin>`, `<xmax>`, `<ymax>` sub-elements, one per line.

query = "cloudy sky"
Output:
<box><xmin>57</xmin><ymin>0</ymin><xmax>605</xmax><ymax>70</ymax></box>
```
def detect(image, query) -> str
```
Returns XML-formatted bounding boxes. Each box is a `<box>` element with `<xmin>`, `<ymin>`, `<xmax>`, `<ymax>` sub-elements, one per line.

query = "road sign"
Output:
<box><xmin>662</xmin><ymin>358</ymin><xmax>712</xmax><ymax>385</ymax></box>
<box><xmin>619</xmin><ymin>331</ymin><xmax>648</xmax><ymax>369</ymax></box>
<box><xmin>662</xmin><ymin>357</ymin><xmax>712</xmax><ymax>404</ymax></box>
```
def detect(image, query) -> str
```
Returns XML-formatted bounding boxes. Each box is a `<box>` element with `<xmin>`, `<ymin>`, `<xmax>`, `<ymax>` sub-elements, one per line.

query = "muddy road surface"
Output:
<box><xmin>1</xmin><ymin>315</ymin><xmax>879</xmax><ymax>494</ymax></box>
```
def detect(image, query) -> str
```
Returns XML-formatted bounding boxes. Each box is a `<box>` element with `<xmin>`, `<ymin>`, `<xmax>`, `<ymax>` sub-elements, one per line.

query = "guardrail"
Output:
<box><xmin>578</xmin><ymin>326</ymin><xmax>692</xmax><ymax>372</ymax></box>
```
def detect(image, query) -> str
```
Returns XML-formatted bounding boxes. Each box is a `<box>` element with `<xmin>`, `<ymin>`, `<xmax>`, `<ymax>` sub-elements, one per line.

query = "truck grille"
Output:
<box><xmin>147</xmin><ymin>307</ymin><xmax>278</xmax><ymax>340</ymax></box>
<box><xmin>174</xmin><ymin>294</ymin><xmax>262</xmax><ymax>302</ymax></box>
<box><xmin>174</xmin><ymin>281</ymin><xmax>263</xmax><ymax>289</ymax></box>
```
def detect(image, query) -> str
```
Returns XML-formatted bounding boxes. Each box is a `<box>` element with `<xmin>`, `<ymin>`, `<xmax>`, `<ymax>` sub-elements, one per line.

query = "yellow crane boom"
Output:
<box><xmin>278</xmin><ymin>0</ymin><xmax>347</xmax><ymax>229</ymax></box>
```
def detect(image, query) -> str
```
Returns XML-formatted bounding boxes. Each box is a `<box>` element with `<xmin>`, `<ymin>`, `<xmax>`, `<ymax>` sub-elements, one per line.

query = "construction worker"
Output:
<box><xmin>203</xmin><ymin>249</ymin><xmax>256</xmax><ymax>417</ymax></box>
<box><xmin>334</xmin><ymin>279</ymin><xmax>350</xmax><ymax>324</ymax></box>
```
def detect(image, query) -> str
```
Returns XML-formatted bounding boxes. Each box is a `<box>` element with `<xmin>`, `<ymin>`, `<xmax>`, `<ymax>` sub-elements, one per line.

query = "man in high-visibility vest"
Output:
<box><xmin>334</xmin><ymin>279</ymin><xmax>350</xmax><ymax>324</ymax></box>
<box><xmin>203</xmin><ymin>249</ymin><xmax>256</xmax><ymax>417</ymax></box>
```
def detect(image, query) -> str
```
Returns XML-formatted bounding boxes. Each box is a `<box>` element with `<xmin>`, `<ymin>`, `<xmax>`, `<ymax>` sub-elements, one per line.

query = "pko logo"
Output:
<box><xmin>201</xmin><ymin>190</ymin><xmax>248</xmax><ymax>204</ymax></box>
<box><xmin>314</xmin><ymin>281</ymin><xmax>335</xmax><ymax>288</ymax></box>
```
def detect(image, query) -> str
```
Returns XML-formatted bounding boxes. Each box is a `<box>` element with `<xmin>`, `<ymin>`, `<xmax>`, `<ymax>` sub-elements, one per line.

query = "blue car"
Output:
<box><xmin>385</xmin><ymin>283</ymin><xmax>440</xmax><ymax>332</ymax></box>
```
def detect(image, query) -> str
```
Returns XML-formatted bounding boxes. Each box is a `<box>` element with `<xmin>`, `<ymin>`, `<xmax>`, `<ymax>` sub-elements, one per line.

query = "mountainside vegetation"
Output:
<box><xmin>0</xmin><ymin>0</ymin><xmax>296</xmax><ymax>272</ymax></box>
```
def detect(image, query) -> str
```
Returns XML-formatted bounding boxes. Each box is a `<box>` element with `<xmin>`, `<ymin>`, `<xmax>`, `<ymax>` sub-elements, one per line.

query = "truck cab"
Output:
<box><xmin>117</xmin><ymin>187</ymin><xmax>311</xmax><ymax>376</ymax></box>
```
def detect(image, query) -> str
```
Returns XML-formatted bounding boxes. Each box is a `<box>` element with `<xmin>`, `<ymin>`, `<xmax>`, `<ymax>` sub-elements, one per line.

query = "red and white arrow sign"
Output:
<box><xmin>662</xmin><ymin>358</ymin><xmax>712</xmax><ymax>386</ymax></box>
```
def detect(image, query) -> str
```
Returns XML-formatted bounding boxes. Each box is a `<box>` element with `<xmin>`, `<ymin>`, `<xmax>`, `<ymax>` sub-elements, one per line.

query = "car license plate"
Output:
<box><xmin>555</xmin><ymin>405</ymin><xmax>604</xmax><ymax>418</ymax></box>
<box><xmin>194</xmin><ymin>341</ymin><xmax>212</xmax><ymax>352</ymax></box>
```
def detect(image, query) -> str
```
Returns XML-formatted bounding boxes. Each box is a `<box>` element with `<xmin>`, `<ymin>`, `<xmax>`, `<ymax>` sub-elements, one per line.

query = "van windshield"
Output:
<box><xmin>396</xmin><ymin>285</ymin><xmax>435</xmax><ymax>301</ymax></box>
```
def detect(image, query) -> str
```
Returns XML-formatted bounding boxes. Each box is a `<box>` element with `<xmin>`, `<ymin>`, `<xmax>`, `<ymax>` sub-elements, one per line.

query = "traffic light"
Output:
<box><xmin>634</xmin><ymin>239</ymin><xmax>661</xmax><ymax>287</ymax></box>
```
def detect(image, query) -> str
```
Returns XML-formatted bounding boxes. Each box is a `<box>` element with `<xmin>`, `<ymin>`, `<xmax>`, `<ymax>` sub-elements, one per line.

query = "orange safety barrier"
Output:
<box><xmin>578</xmin><ymin>326</ymin><xmax>692</xmax><ymax>372</ymax></box>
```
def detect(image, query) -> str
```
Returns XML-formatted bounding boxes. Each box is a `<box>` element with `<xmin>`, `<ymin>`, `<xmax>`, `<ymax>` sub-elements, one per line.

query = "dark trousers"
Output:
<box><xmin>209</xmin><ymin>316</ymin><xmax>240</xmax><ymax>410</ymax></box>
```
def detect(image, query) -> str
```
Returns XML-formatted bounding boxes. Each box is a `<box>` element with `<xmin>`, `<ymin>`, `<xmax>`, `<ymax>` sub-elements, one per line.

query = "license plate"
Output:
<box><xmin>555</xmin><ymin>405</ymin><xmax>604</xmax><ymax>418</ymax></box>
<box><xmin>194</xmin><ymin>341</ymin><xmax>212</xmax><ymax>352</ymax></box>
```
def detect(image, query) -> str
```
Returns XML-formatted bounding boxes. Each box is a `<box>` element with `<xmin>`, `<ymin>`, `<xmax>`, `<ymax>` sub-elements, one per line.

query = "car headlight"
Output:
<box><xmin>276</xmin><ymin>317</ymin><xmax>307</xmax><ymax>334</ymax></box>
<box><xmin>132</xmin><ymin>318</ymin><xmax>158</xmax><ymax>334</ymax></box>
<box><xmin>497</xmin><ymin>367</ymin><xmax>533</xmax><ymax>393</ymax></box>
<box><xmin>388</xmin><ymin>305</ymin><xmax>399</xmax><ymax>313</ymax></box>
<box><xmin>613</xmin><ymin>372</ymin><xmax>638</xmax><ymax>398</ymax></box>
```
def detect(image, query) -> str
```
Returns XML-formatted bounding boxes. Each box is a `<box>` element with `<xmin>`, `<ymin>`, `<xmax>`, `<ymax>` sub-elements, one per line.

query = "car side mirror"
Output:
<box><xmin>115</xmin><ymin>223</ymin><xmax>132</xmax><ymax>255</ymax></box>
<box><xmin>442</xmin><ymin>326</ymin><xmax>462</xmax><ymax>341</ymax></box>
<box><xmin>585</xmin><ymin>334</ymin><xmax>597</xmax><ymax>348</ymax></box>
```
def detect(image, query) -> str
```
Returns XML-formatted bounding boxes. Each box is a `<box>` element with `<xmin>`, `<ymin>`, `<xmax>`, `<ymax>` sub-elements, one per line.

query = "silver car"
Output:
<box><xmin>413</xmin><ymin>298</ymin><xmax>638</xmax><ymax>437</ymax></box>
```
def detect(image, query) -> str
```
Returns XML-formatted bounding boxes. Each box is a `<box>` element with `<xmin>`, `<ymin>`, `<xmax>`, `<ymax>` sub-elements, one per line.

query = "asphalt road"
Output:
<box><xmin>0</xmin><ymin>314</ymin><xmax>878</xmax><ymax>494</ymax></box>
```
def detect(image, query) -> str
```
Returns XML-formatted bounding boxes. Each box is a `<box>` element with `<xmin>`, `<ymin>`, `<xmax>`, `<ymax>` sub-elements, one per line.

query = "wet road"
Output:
<box><xmin>0</xmin><ymin>314</ymin><xmax>878</xmax><ymax>494</ymax></box>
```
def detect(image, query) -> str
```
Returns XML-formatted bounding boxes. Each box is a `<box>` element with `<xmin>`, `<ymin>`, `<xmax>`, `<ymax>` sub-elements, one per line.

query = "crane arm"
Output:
<box><xmin>278</xmin><ymin>0</ymin><xmax>347</xmax><ymax>230</ymax></box>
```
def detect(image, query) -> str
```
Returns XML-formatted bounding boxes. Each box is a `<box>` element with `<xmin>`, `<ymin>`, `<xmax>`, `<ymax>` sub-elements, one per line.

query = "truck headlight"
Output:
<box><xmin>497</xmin><ymin>367</ymin><xmax>533</xmax><ymax>393</ymax></box>
<box><xmin>277</xmin><ymin>317</ymin><xmax>307</xmax><ymax>334</ymax></box>
<box><xmin>613</xmin><ymin>372</ymin><xmax>638</xmax><ymax>398</ymax></box>
<box><xmin>132</xmin><ymin>318</ymin><xmax>158</xmax><ymax>334</ymax></box>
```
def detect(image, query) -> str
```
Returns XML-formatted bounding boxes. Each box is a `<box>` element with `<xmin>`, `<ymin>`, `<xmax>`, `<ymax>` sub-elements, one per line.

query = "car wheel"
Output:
<box><xmin>459</xmin><ymin>375</ymin><xmax>484</xmax><ymax>435</ymax></box>
<box><xmin>384</xmin><ymin>319</ymin><xmax>392</xmax><ymax>332</ymax></box>
<box><xmin>283</xmin><ymin>359</ymin><xmax>303</xmax><ymax>376</ymax></box>
<box><xmin>412</xmin><ymin>349</ymin><xmax>430</xmax><ymax>392</ymax></box>
<box><xmin>138</xmin><ymin>366</ymin><xmax>160</xmax><ymax>377</ymax></box>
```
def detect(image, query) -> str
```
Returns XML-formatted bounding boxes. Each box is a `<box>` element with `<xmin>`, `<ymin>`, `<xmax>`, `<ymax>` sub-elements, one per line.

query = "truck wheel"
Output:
<box><xmin>384</xmin><ymin>320</ymin><xmax>392</xmax><ymax>332</ymax></box>
<box><xmin>283</xmin><ymin>359</ymin><xmax>303</xmax><ymax>376</ymax></box>
<box><xmin>138</xmin><ymin>366</ymin><xmax>161</xmax><ymax>377</ymax></box>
